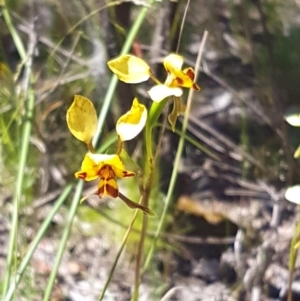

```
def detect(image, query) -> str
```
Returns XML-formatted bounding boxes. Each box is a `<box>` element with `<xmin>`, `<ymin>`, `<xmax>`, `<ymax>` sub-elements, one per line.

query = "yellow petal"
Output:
<box><xmin>148</xmin><ymin>85</ymin><xmax>182</xmax><ymax>102</ymax></box>
<box><xmin>75</xmin><ymin>153</ymin><xmax>103</xmax><ymax>181</ymax></box>
<box><xmin>98</xmin><ymin>166</ymin><xmax>119</xmax><ymax>198</ymax></box>
<box><xmin>165</xmin><ymin>67</ymin><xmax>200</xmax><ymax>90</ymax></box>
<box><xmin>163</xmin><ymin>54</ymin><xmax>200</xmax><ymax>90</ymax></box>
<box><xmin>111</xmin><ymin>164</ymin><xmax>135</xmax><ymax>179</ymax></box>
<box><xmin>66</xmin><ymin>95</ymin><xmax>97</xmax><ymax>145</ymax></box>
<box><xmin>107</xmin><ymin>54</ymin><xmax>151</xmax><ymax>84</ymax></box>
<box><xmin>294</xmin><ymin>145</ymin><xmax>300</xmax><ymax>158</ymax></box>
<box><xmin>95</xmin><ymin>154</ymin><xmax>135</xmax><ymax>179</ymax></box>
<box><xmin>75</xmin><ymin>153</ymin><xmax>134</xmax><ymax>181</ymax></box>
<box><xmin>75</xmin><ymin>153</ymin><xmax>119</xmax><ymax>181</ymax></box>
<box><xmin>163</xmin><ymin>53</ymin><xmax>184</xmax><ymax>71</ymax></box>
<box><xmin>174</xmin><ymin>68</ymin><xmax>200</xmax><ymax>90</ymax></box>
<box><xmin>116</xmin><ymin>98</ymin><xmax>147</xmax><ymax>141</ymax></box>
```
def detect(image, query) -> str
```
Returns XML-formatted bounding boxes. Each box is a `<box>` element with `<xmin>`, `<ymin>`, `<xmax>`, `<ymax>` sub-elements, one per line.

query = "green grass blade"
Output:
<box><xmin>3</xmin><ymin>184</ymin><xmax>73</xmax><ymax>301</ymax></box>
<box><xmin>144</xmin><ymin>31</ymin><xmax>209</xmax><ymax>270</ymax></box>
<box><xmin>2</xmin><ymin>87</ymin><xmax>35</xmax><ymax>297</ymax></box>
<box><xmin>1</xmin><ymin>2</ymin><xmax>26</xmax><ymax>60</ymax></box>
<box><xmin>42</xmin><ymin>181</ymin><xmax>84</xmax><ymax>301</ymax></box>
<box><xmin>1</xmin><ymin>2</ymin><xmax>30</xmax><ymax>297</ymax></box>
<box><xmin>156</xmin><ymin>123</ymin><xmax>219</xmax><ymax>161</ymax></box>
<box><xmin>98</xmin><ymin>210</ymin><xmax>139</xmax><ymax>301</ymax></box>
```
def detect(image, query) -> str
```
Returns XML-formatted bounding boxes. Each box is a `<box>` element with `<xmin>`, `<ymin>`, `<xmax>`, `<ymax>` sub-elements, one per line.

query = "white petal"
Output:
<box><xmin>285</xmin><ymin>185</ymin><xmax>300</xmax><ymax>204</ymax></box>
<box><xmin>163</xmin><ymin>54</ymin><xmax>183</xmax><ymax>70</ymax></box>
<box><xmin>148</xmin><ymin>85</ymin><xmax>182</xmax><ymax>102</ymax></box>
<box><xmin>116</xmin><ymin>108</ymin><xmax>147</xmax><ymax>141</ymax></box>
<box><xmin>87</xmin><ymin>153</ymin><xmax>116</xmax><ymax>164</ymax></box>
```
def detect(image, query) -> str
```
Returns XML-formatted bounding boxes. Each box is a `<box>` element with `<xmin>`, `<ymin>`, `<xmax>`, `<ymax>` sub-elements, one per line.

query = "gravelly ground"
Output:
<box><xmin>2</xmin><ymin>1</ymin><xmax>300</xmax><ymax>300</ymax></box>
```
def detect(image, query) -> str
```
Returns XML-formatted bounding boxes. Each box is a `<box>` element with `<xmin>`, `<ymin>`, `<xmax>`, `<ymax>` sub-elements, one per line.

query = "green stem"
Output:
<box><xmin>3</xmin><ymin>184</ymin><xmax>73</xmax><ymax>301</ymax></box>
<box><xmin>144</xmin><ymin>31</ymin><xmax>209</xmax><ymax>270</ymax></box>
<box><xmin>3</xmin><ymin>66</ymin><xmax>35</xmax><ymax>296</ymax></box>
<box><xmin>1</xmin><ymin>2</ymin><xmax>33</xmax><ymax>293</ymax></box>
<box><xmin>132</xmin><ymin>212</ymin><xmax>148</xmax><ymax>301</ymax></box>
<box><xmin>145</xmin><ymin>99</ymin><xmax>168</xmax><ymax>169</ymax></box>
<box><xmin>149</xmin><ymin>72</ymin><xmax>162</xmax><ymax>85</ymax></box>
<box><xmin>132</xmin><ymin>92</ymin><xmax>168</xmax><ymax>301</ymax></box>
<box><xmin>116</xmin><ymin>137</ymin><xmax>123</xmax><ymax>156</ymax></box>
<box><xmin>2</xmin><ymin>89</ymin><xmax>35</xmax><ymax>297</ymax></box>
<box><xmin>1</xmin><ymin>2</ymin><xmax>26</xmax><ymax>60</ymax></box>
<box><xmin>99</xmin><ymin>210</ymin><xmax>139</xmax><ymax>301</ymax></box>
<box><xmin>132</xmin><ymin>183</ymin><xmax>152</xmax><ymax>301</ymax></box>
<box><xmin>87</xmin><ymin>140</ymin><xmax>96</xmax><ymax>153</ymax></box>
<box><xmin>43</xmin><ymin>181</ymin><xmax>84</xmax><ymax>301</ymax></box>
<box><xmin>43</xmin><ymin>1</ymin><xmax>156</xmax><ymax>300</ymax></box>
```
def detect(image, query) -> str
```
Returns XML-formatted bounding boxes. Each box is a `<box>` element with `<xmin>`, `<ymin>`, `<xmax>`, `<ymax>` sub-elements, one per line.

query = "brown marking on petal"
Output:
<box><xmin>193</xmin><ymin>83</ymin><xmax>200</xmax><ymax>91</ymax></box>
<box><xmin>76</xmin><ymin>172</ymin><xmax>87</xmax><ymax>180</ymax></box>
<box><xmin>98</xmin><ymin>165</ymin><xmax>115</xmax><ymax>178</ymax></box>
<box><xmin>98</xmin><ymin>181</ymin><xmax>119</xmax><ymax>198</ymax></box>
<box><xmin>186</xmin><ymin>68</ymin><xmax>195</xmax><ymax>81</ymax></box>
<box><xmin>97</xmin><ymin>167</ymin><xmax>119</xmax><ymax>198</ymax></box>
<box><xmin>98</xmin><ymin>184</ymin><xmax>105</xmax><ymax>198</ymax></box>
<box><xmin>123</xmin><ymin>171</ymin><xmax>135</xmax><ymax>177</ymax></box>
<box><xmin>175</xmin><ymin>77</ymin><xmax>184</xmax><ymax>86</ymax></box>
<box><xmin>106</xmin><ymin>184</ymin><xmax>119</xmax><ymax>198</ymax></box>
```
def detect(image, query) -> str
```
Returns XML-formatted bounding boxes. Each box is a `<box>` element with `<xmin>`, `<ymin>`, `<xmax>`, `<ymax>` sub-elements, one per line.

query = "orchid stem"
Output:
<box><xmin>87</xmin><ymin>141</ymin><xmax>96</xmax><ymax>153</ymax></box>
<box><xmin>99</xmin><ymin>210</ymin><xmax>139</xmax><ymax>301</ymax></box>
<box><xmin>116</xmin><ymin>137</ymin><xmax>123</xmax><ymax>155</ymax></box>
<box><xmin>132</xmin><ymin>89</ymin><xmax>167</xmax><ymax>300</ymax></box>
<box><xmin>144</xmin><ymin>30</ymin><xmax>209</xmax><ymax>271</ymax></box>
<box><xmin>149</xmin><ymin>72</ymin><xmax>162</xmax><ymax>85</ymax></box>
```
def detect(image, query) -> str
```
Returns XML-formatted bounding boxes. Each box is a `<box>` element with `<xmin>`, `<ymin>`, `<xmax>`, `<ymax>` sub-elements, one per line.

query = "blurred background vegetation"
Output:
<box><xmin>1</xmin><ymin>0</ymin><xmax>300</xmax><ymax>300</ymax></box>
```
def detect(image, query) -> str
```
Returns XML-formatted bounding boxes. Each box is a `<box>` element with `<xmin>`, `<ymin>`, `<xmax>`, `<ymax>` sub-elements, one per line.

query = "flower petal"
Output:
<box><xmin>100</xmin><ymin>154</ymin><xmax>135</xmax><ymax>178</ymax></box>
<box><xmin>88</xmin><ymin>153</ymin><xmax>119</xmax><ymax>165</ymax></box>
<box><xmin>163</xmin><ymin>53</ymin><xmax>184</xmax><ymax>71</ymax></box>
<box><xmin>162</xmin><ymin>54</ymin><xmax>200</xmax><ymax>90</ymax></box>
<box><xmin>98</xmin><ymin>165</ymin><xmax>119</xmax><ymax>198</ymax></box>
<box><xmin>148</xmin><ymin>85</ymin><xmax>182</xmax><ymax>102</ymax></box>
<box><xmin>168</xmin><ymin>97</ymin><xmax>186</xmax><ymax>131</ymax></box>
<box><xmin>75</xmin><ymin>152</ymin><xmax>103</xmax><ymax>181</ymax></box>
<box><xmin>66</xmin><ymin>95</ymin><xmax>97</xmax><ymax>145</ymax></box>
<box><xmin>98</xmin><ymin>178</ymin><xmax>119</xmax><ymax>198</ymax></box>
<box><xmin>107</xmin><ymin>54</ymin><xmax>151</xmax><ymax>84</ymax></box>
<box><xmin>285</xmin><ymin>109</ymin><xmax>300</xmax><ymax>127</ymax></box>
<box><xmin>168</xmin><ymin>68</ymin><xmax>200</xmax><ymax>90</ymax></box>
<box><xmin>116</xmin><ymin>98</ymin><xmax>147</xmax><ymax>141</ymax></box>
<box><xmin>75</xmin><ymin>152</ymin><xmax>134</xmax><ymax>184</ymax></box>
<box><xmin>182</xmin><ymin>68</ymin><xmax>200</xmax><ymax>90</ymax></box>
<box><xmin>285</xmin><ymin>185</ymin><xmax>300</xmax><ymax>204</ymax></box>
<box><xmin>294</xmin><ymin>145</ymin><xmax>300</xmax><ymax>158</ymax></box>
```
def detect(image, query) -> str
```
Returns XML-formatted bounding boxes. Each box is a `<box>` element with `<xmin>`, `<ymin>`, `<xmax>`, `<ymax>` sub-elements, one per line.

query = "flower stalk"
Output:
<box><xmin>67</xmin><ymin>50</ymin><xmax>201</xmax><ymax>300</ymax></box>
